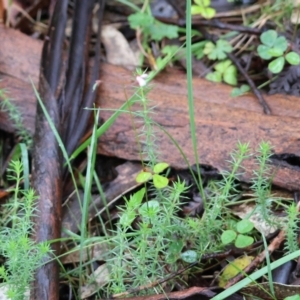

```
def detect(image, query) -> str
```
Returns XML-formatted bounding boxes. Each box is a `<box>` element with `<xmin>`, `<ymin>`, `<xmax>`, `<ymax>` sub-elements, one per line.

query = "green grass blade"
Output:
<box><xmin>186</xmin><ymin>0</ymin><xmax>205</xmax><ymax>203</ymax></box>
<box><xmin>79</xmin><ymin>108</ymin><xmax>100</xmax><ymax>288</ymax></box>
<box><xmin>19</xmin><ymin>143</ymin><xmax>29</xmax><ymax>190</ymax></box>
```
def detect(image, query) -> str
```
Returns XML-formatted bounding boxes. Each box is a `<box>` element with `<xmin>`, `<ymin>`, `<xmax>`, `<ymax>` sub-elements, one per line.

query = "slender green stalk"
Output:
<box><xmin>185</xmin><ymin>0</ymin><xmax>205</xmax><ymax>203</ymax></box>
<box><xmin>78</xmin><ymin>109</ymin><xmax>100</xmax><ymax>289</ymax></box>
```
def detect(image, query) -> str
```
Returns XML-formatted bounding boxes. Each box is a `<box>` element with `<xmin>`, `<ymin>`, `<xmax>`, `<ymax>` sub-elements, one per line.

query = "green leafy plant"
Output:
<box><xmin>284</xmin><ymin>203</ymin><xmax>299</xmax><ymax>254</ymax></box>
<box><xmin>203</xmin><ymin>142</ymin><xmax>250</xmax><ymax>234</ymax></box>
<box><xmin>0</xmin><ymin>89</ymin><xmax>32</xmax><ymax>148</ymax></box>
<box><xmin>59</xmin><ymin>2</ymin><xmax>300</xmax><ymax>297</ymax></box>
<box><xmin>251</xmin><ymin>141</ymin><xmax>274</xmax><ymax>226</ymax></box>
<box><xmin>191</xmin><ymin>0</ymin><xmax>216</xmax><ymax>19</ymax></box>
<box><xmin>0</xmin><ymin>160</ymin><xmax>51</xmax><ymax>300</ymax></box>
<box><xmin>136</xmin><ymin>162</ymin><xmax>169</xmax><ymax>189</ymax></box>
<box><xmin>206</xmin><ymin>59</ymin><xmax>237</xmax><ymax>85</ymax></box>
<box><xmin>119</xmin><ymin>187</ymin><xmax>146</xmax><ymax>228</ymax></box>
<box><xmin>106</xmin><ymin>179</ymin><xmax>189</xmax><ymax>295</ymax></box>
<box><xmin>204</xmin><ymin>40</ymin><xmax>233</xmax><ymax>60</ymax></box>
<box><xmin>231</xmin><ymin>84</ymin><xmax>250</xmax><ymax>97</ymax></box>
<box><xmin>221</xmin><ymin>219</ymin><xmax>254</xmax><ymax>248</ymax></box>
<box><xmin>101</xmin><ymin>71</ymin><xmax>187</xmax><ymax>295</ymax></box>
<box><xmin>128</xmin><ymin>11</ymin><xmax>179</xmax><ymax>41</ymax></box>
<box><xmin>257</xmin><ymin>29</ymin><xmax>300</xmax><ymax>74</ymax></box>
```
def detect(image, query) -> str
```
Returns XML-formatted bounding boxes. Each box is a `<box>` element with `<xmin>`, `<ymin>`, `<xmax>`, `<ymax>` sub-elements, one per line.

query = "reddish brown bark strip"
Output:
<box><xmin>30</xmin><ymin>0</ymin><xmax>68</xmax><ymax>300</ymax></box>
<box><xmin>30</xmin><ymin>1</ymin><xmax>68</xmax><ymax>298</ymax></box>
<box><xmin>1</xmin><ymin>27</ymin><xmax>300</xmax><ymax>191</ymax></box>
<box><xmin>30</xmin><ymin>1</ymin><xmax>106</xmax><ymax>298</ymax></box>
<box><xmin>31</xmin><ymin>73</ymin><xmax>62</xmax><ymax>300</ymax></box>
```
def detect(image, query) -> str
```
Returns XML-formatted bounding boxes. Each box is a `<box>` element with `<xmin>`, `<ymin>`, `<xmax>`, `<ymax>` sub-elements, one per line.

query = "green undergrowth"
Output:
<box><xmin>95</xmin><ymin>70</ymin><xmax>297</xmax><ymax>298</ymax></box>
<box><xmin>1</xmin><ymin>1</ymin><xmax>300</xmax><ymax>299</ymax></box>
<box><xmin>0</xmin><ymin>160</ymin><xmax>51</xmax><ymax>300</ymax></box>
<box><xmin>0</xmin><ymin>89</ymin><xmax>32</xmax><ymax>148</ymax></box>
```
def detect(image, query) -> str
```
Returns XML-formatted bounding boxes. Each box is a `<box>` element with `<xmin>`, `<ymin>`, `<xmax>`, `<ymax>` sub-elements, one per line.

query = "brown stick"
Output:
<box><xmin>30</xmin><ymin>1</ymin><xmax>67</xmax><ymax>299</ymax></box>
<box><xmin>31</xmin><ymin>72</ymin><xmax>62</xmax><ymax>300</ymax></box>
<box><xmin>31</xmin><ymin>1</ymin><xmax>106</xmax><ymax>298</ymax></box>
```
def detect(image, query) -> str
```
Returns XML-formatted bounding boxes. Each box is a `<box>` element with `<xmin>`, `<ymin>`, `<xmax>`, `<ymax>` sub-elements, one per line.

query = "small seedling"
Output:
<box><xmin>191</xmin><ymin>0</ymin><xmax>216</xmax><ymax>19</ymax></box>
<box><xmin>221</xmin><ymin>219</ymin><xmax>254</xmax><ymax>248</ymax></box>
<box><xmin>257</xmin><ymin>29</ymin><xmax>300</xmax><ymax>74</ymax></box>
<box><xmin>231</xmin><ymin>84</ymin><xmax>250</xmax><ymax>97</ymax></box>
<box><xmin>136</xmin><ymin>162</ymin><xmax>169</xmax><ymax>189</ymax></box>
<box><xmin>206</xmin><ymin>59</ymin><xmax>237</xmax><ymax>85</ymax></box>
<box><xmin>203</xmin><ymin>40</ymin><xmax>233</xmax><ymax>60</ymax></box>
<box><xmin>119</xmin><ymin>188</ymin><xmax>145</xmax><ymax>228</ymax></box>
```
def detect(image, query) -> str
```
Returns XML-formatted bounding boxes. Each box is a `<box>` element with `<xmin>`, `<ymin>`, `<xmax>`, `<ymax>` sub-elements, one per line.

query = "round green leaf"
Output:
<box><xmin>231</xmin><ymin>84</ymin><xmax>250</xmax><ymax>97</ymax></box>
<box><xmin>257</xmin><ymin>44</ymin><xmax>272</xmax><ymax>60</ymax></box>
<box><xmin>128</xmin><ymin>12</ymin><xmax>154</xmax><ymax>30</ymax></box>
<box><xmin>273</xmin><ymin>36</ymin><xmax>288</xmax><ymax>52</ymax></box>
<box><xmin>168</xmin><ymin>240</ymin><xmax>184</xmax><ymax>255</ymax></box>
<box><xmin>236</xmin><ymin>219</ymin><xmax>254</xmax><ymax>234</ymax></box>
<box><xmin>215</xmin><ymin>59</ymin><xmax>231</xmax><ymax>73</ymax></box>
<box><xmin>153</xmin><ymin>162</ymin><xmax>169</xmax><ymax>174</ymax></box>
<box><xmin>260</xmin><ymin>30</ymin><xmax>277</xmax><ymax>47</ymax></box>
<box><xmin>203</xmin><ymin>41</ymin><xmax>215</xmax><ymax>55</ymax></box>
<box><xmin>267</xmin><ymin>47</ymin><xmax>284</xmax><ymax>57</ymax></box>
<box><xmin>286</xmin><ymin>52</ymin><xmax>300</xmax><ymax>65</ymax></box>
<box><xmin>231</xmin><ymin>87</ymin><xmax>242</xmax><ymax>97</ymax></box>
<box><xmin>201</xmin><ymin>7</ymin><xmax>215</xmax><ymax>19</ymax></box>
<box><xmin>191</xmin><ymin>5</ymin><xmax>203</xmax><ymax>15</ymax></box>
<box><xmin>240</xmin><ymin>84</ymin><xmax>250</xmax><ymax>92</ymax></box>
<box><xmin>235</xmin><ymin>234</ymin><xmax>254</xmax><ymax>248</ymax></box>
<box><xmin>136</xmin><ymin>171</ymin><xmax>152</xmax><ymax>183</ymax></box>
<box><xmin>180</xmin><ymin>250</ymin><xmax>198</xmax><ymax>263</ymax></box>
<box><xmin>223</xmin><ymin>65</ymin><xmax>237</xmax><ymax>85</ymax></box>
<box><xmin>206</xmin><ymin>71</ymin><xmax>222</xmax><ymax>83</ymax></box>
<box><xmin>139</xmin><ymin>200</ymin><xmax>160</xmax><ymax>217</ymax></box>
<box><xmin>153</xmin><ymin>174</ymin><xmax>168</xmax><ymax>189</ymax></box>
<box><xmin>268</xmin><ymin>57</ymin><xmax>285</xmax><ymax>74</ymax></box>
<box><xmin>221</xmin><ymin>230</ymin><xmax>237</xmax><ymax>245</ymax></box>
<box><xmin>217</xmin><ymin>40</ymin><xmax>233</xmax><ymax>54</ymax></box>
<box><xmin>194</xmin><ymin>0</ymin><xmax>210</xmax><ymax>6</ymax></box>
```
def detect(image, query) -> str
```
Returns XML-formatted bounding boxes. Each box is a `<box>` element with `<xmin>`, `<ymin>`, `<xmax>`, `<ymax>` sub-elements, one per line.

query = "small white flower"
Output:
<box><xmin>136</xmin><ymin>73</ymin><xmax>148</xmax><ymax>87</ymax></box>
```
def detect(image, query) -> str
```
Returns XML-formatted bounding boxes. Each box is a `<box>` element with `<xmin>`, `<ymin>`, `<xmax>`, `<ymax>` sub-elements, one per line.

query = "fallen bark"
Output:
<box><xmin>30</xmin><ymin>1</ymin><xmax>67</xmax><ymax>298</ymax></box>
<box><xmin>31</xmin><ymin>73</ymin><xmax>62</xmax><ymax>300</ymax></box>
<box><xmin>0</xmin><ymin>26</ymin><xmax>300</xmax><ymax>191</ymax></box>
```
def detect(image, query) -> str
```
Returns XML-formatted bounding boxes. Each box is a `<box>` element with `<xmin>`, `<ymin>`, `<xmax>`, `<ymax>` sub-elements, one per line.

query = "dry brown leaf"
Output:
<box><xmin>101</xmin><ymin>24</ymin><xmax>139</xmax><ymax>70</ymax></box>
<box><xmin>80</xmin><ymin>263</ymin><xmax>110</xmax><ymax>299</ymax></box>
